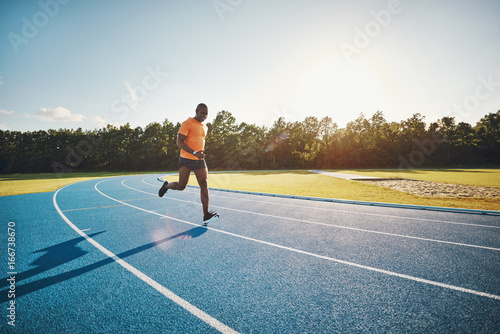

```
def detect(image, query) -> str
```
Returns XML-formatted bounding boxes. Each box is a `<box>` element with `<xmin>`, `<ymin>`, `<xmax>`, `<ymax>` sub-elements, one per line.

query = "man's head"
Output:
<box><xmin>195</xmin><ymin>103</ymin><xmax>208</xmax><ymax>122</ymax></box>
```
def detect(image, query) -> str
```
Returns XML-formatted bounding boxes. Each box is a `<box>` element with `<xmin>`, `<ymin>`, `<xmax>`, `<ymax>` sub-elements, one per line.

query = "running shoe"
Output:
<box><xmin>203</xmin><ymin>210</ymin><xmax>219</xmax><ymax>226</ymax></box>
<box><xmin>158</xmin><ymin>181</ymin><xmax>169</xmax><ymax>197</ymax></box>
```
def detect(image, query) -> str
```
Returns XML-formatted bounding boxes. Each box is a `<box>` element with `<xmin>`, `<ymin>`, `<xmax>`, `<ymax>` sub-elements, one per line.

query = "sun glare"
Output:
<box><xmin>289</xmin><ymin>56</ymin><xmax>387</xmax><ymax>126</ymax></box>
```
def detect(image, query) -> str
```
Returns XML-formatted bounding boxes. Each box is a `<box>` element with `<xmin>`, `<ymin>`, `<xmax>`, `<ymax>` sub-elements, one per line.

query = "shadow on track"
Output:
<box><xmin>0</xmin><ymin>226</ymin><xmax>207</xmax><ymax>303</ymax></box>
<box><xmin>0</xmin><ymin>232</ymin><xmax>105</xmax><ymax>290</ymax></box>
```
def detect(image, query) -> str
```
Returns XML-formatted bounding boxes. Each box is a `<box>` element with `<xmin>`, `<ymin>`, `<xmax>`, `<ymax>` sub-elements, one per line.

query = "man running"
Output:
<box><xmin>158</xmin><ymin>103</ymin><xmax>219</xmax><ymax>225</ymax></box>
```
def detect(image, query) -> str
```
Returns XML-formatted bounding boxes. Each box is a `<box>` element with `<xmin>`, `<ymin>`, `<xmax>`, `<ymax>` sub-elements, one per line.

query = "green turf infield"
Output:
<box><xmin>1</xmin><ymin>168</ymin><xmax>499</xmax><ymax>211</ymax></box>
<box><xmin>0</xmin><ymin>171</ymin><xmax>167</xmax><ymax>197</ymax></box>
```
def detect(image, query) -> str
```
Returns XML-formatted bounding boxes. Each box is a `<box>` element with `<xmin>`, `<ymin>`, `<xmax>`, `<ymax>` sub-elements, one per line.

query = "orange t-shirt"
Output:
<box><xmin>178</xmin><ymin>117</ymin><xmax>208</xmax><ymax>160</ymax></box>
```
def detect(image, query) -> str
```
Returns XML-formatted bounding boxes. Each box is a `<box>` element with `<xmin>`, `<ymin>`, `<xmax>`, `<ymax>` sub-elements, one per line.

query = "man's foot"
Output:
<box><xmin>203</xmin><ymin>211</ymin><xmax>219</xmax><ymax>226</ymax></box>
<box><xmin>158</xmin><ymin>181</ymin><xmax>169</xmax><ymax>197</ymax></box>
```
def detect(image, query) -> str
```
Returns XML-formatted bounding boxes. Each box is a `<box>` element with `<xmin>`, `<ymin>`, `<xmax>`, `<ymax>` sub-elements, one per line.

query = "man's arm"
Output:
<box><xmin>177</xmin><ymin>133</ymin><xmax>205</xmax><ymax>159</ymax></box>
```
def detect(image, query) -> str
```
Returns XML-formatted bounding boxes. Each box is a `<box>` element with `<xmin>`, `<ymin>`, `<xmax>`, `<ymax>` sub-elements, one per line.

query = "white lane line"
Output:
<box><xmin>128</xmin><ymin>178</ymin><xmax>500</xmax><ymax>252</ymax></box>
<box><xmin>53</xmin><ymin>183</ymin><xmax>239</xmax><ymax>334</ymax></box>
<box><xmin>98</xmin><ymin>177</ymin><xmax>500</xmax><ymax>301</ymax></box>
<box><xmin>210</xmin><ymin>192</ymin><xmax>500</xmax><ymax>228</ymax></box>
<box><xmin>62</xmin><ymin>204</ymin><xmax>125</xmax><ymax>212</ymax></box>
<box><xmin>140</xmin><ymin>177</ymin><xmax>500</xmax><ymax>230</ymax></box>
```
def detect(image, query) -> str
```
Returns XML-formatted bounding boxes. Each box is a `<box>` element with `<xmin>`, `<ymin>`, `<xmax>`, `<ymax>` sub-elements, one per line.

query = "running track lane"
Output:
<box><xmin>1</xmin><ymin>174</ymin><xmax>499</xmax><ymax>333</ymax></box>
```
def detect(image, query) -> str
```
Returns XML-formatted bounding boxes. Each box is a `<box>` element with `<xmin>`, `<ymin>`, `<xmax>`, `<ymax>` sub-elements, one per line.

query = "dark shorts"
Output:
<box><xmin>178</xmin><ymin>157</ymin><xmax>207</xmax><ymax>171</ymax></box>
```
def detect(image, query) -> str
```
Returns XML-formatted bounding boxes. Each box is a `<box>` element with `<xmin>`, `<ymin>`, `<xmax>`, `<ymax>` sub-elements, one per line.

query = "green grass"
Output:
<box><xmin>161</xmin><ymin>169</ymin><xmax>499</xmax><ymax>212</ymax></box>
<box><xmin>0</xmin><ymin>171</ymin><xmax>170</xmax><ymax>197</ymax></box>
<box><xmin>2</xmin><ymin>168</ymin><xmax>499</xmax><ymax>211</ymax></box>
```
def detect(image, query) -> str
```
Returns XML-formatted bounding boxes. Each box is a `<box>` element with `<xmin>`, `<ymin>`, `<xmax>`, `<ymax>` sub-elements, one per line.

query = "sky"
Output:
<box><xmin>1</xmin><ymin>0</ymin><xmax>499</xmax><ymax>132</ymax></box>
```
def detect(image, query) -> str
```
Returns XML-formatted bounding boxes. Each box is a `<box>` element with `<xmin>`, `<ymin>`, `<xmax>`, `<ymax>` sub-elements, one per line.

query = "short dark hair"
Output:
<box><xmin>196</xmin><ymin>103</ymin><xmax>207</xmax><ymax>110</ymax></box>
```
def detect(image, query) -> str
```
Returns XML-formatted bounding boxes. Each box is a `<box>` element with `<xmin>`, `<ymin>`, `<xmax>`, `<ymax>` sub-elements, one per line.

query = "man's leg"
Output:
<box><xmin>194</xmin><ymin>167</ymin><xmax>209</xmax><ymax>215</ymax></box>
<box><xmin>167</xmin><ymin>166</ymin><xmax>191</xmax><ymax>190</ymax></box>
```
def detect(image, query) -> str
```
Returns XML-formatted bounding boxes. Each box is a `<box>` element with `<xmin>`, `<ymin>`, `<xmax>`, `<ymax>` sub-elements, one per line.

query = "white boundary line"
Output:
<box><xmin>143</xmin><ymin>177</ymin><xmax>500</xmax><ymax>230</ymax></box>
<box><xmin>99</xmin><ymin>177</ymin><xmax>500</xmax><ymax>301</ymax></box>
<box><xmin>53</xmin><ymin>183</ymin><xmax>239</xmax><ymax>334</ymax></box>
<box><xmin>129</xmin><ymin>178</ymin><xmax>500</xmax><ymax>252</ymax></box>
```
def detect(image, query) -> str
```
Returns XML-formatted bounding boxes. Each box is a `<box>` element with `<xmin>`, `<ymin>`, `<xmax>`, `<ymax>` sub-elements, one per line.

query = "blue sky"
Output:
<box><xmin>1</xmin><ymin>0</ymin><xmax>499</xmax><ymax>132</ymax></box>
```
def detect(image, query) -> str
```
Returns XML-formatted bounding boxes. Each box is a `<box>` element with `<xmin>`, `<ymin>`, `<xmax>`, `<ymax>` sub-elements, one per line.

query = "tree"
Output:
<box><xmin>475</xmin><ymin>111</ymin><xmax>500</xmax><ymax>163</ymax></box>
<box><xmin>205</xmin><ymin>110</ymin><xmax>239</xmax><ymax>169</ymax></box>
<box><xmin>317</xmin><ymin>116</ymin><xmax>338</xmax><ymax>168</ymax></box>
<box><xmin>237</xmin><ymin>122</ymin><xmax>266</xmax><ymax>169</ymax></box>
<box><xmin>263</xmin><ymin>117</ymin><xmax>288</xmax><ymax>168</ymax></box>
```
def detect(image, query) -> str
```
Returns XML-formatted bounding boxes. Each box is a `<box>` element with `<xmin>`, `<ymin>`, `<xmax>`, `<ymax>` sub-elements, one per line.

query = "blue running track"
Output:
<box><xmin>1</xmin><ymin>174</ymin><xmax>499</xmax><ymax>333</ymax></box>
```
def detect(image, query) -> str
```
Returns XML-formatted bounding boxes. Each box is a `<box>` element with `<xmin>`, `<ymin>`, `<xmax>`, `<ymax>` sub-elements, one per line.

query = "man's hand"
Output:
<box><xmin>195</xmin><ymin>150</ymin><xmax>206</xmax><ymax>159</ymax></box>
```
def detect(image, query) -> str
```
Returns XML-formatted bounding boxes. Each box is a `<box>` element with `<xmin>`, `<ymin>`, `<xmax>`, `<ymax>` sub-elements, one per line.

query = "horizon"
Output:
<box><xmin>0</xmin><ymin>108</ymin><xmax>498</xmax><ymax>134</ymax></box>
<box><xmin>1</xmin><ymin>0</ymin><xmax>499</xmax><ymax>132</ymax></box>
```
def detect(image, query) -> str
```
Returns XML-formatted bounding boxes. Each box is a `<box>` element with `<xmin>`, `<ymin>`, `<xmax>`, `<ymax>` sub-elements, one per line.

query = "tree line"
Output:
<box><xmin>0</xmin><ymin>110</ymin><xmax>498</xmax><ymax>174</ymax></box>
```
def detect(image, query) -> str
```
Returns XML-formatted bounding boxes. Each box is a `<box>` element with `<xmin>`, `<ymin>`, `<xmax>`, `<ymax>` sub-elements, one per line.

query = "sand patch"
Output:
<box><xmin>360</xmin><ymin>179</ymin><xmax>500</xmax><ymax>198</ymax></box>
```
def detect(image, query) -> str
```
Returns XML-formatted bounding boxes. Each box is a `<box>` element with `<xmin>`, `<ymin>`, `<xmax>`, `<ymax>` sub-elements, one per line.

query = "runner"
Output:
<box><xmin>158</xmin><ymin>103</ymin><xmax>219</xmax><ymax>225</ymax></box>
